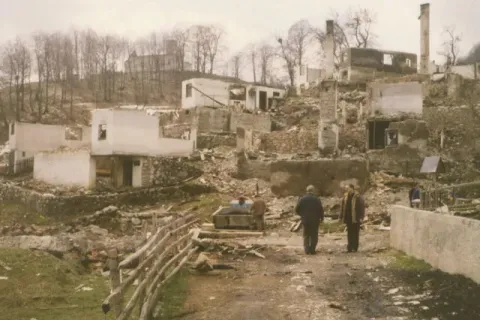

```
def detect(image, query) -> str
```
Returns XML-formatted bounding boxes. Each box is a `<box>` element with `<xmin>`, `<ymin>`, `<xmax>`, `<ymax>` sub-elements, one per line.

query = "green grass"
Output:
<box><xmin>0</xmin><ymin>248</ymin><xmax>112</xmax><ymax>320</ymax></box>
<box><xmin>173</xmin><ymin>193</ymin><xmax>229</xmax><ymax>222</ymax></box>
<box><xmin>0</xmin><ymin>201</ymin><xmax>51</xmax><ymax>226</ymax></box>
<box><xmin>152</xmin><ymin>269</ymin><xmax>190</xmax><ymax>320</ymax></box>
<box><xmin>386</xmin><ymin>250</ymin><xmax>432</xmax><ymax>271</ymax></box>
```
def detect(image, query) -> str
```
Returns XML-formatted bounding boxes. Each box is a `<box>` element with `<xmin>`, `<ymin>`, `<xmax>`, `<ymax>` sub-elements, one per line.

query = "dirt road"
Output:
<box><xmin>173</xmin><ymin>229</ymin><xmax>480</xmax><ymax>320</ymax></box>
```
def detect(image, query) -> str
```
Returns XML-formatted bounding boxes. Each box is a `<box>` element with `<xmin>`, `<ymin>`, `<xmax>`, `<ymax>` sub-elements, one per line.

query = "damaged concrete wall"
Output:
<box><xmin>258</xmin><ymin>130</ymin><xmax>318</xmax><ymax>153</ymax></box>
<box><xmin>34</xmin><ymin>149</ymin><xmax>96</xmax><ymax>189</ymax></box>
<box><xmin>236</xmin><ymin>154</ymin><xmax>271</xmax><ymax>181</ymax></box>
<box><xmin>270</xmin><ymin>159</ymin><xmax>369</xmax><ymax>197</ymax></box>
<box><xmin>367</xmin><ymin>145</ymin><xmax>424</xmax><ymax>176</ymax></box>
<box><xmin>197</xmin><ymin>108</ymin><xmax>231</xmax><ymax>133</ymax></box>
<box><xmin>230</xmin><ymin>112</ymin><xmax>271</xmax><ymax>133</ymax></box>
<box><xmin>369</xmin><ymin>82</ymin><xmax>423</xmax><ymax>116</ymax></box>
<box><xmin>197</xmin><ymin>133</ymin><xmax>236</xmax><ymax>149</ymax></box>
<box><xmin>389</xmin><ymin>120</ymin><xmax>429</xmax><ymax>149</ymax></box>
<box><xmin>236</xmin><ymin>127</ymin><xmax>254</xmax><ymax>152</ymax></box>
<box><xmin>390</xmin><ymin>205</ymin><xmax>480</xmax><ymax>284</ymax></box>
<box><xmin>9</xmin><ymin>122</ymin><xmax>91</xmax><ymax>165</ymax></box>
<box><xmin>143</xmin><ymin>157</ymin><xmax>202</xmax><ymax>187</ymax></box>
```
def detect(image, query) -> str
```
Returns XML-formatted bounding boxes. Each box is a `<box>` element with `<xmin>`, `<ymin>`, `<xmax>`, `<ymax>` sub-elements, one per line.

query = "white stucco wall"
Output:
<box><xmin>181</xmin><ymin>78</ymin><xmax>285</xmax><ymax>111</ymax></box>
<box><xmin>451</xmin><ymin>64</ymin><xmax>479</xmax><ymax>79</ymax></box>
<box><xmin>9</xmin><ymin>122</ymin><xmax>90</xmax><ymax>156</ymax></box>
<box><xmin>34</xmin><ymin>150</ymin><xmax>95</xmax><ymax>188</ymax></box>
<box><xmin>91</xmin><ymin>109</ymin><xmax>194</xmax><ymax>157</ymax></box>
<box><xmin>390</xmin><ymin>205</ymin><xmax>480</xmax><ymax>284</ymax></box>
<box><xmin>369</xmin><ymin>82</ymin><xmax>423</xmax><ymax>116</ymax></box>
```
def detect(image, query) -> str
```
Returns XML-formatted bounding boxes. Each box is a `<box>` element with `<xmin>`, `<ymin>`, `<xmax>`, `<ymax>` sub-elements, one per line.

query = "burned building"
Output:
<box><xmin>339</xmin><ymin>48</ymin><xmax>418</xmax><ymax>82</ymax></box>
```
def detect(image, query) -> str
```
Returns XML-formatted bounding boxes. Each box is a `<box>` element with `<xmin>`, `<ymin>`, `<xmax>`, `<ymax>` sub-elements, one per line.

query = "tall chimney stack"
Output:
<box><xmin>419</xmin><ymin>3</ymin><xmax>430</xmax><ymax>74</ymax></box>
<box><xmin>325</xmin><ymin>20</ymin><xmax>335</xmax><ymax>79</ymax></box>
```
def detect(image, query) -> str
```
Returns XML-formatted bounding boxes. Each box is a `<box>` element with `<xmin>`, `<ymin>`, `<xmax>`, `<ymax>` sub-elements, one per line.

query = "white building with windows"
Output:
<box><xmin>181</xmin><ymin>78</ymin><xmax>285</xmax><ymax>111</ymax></box>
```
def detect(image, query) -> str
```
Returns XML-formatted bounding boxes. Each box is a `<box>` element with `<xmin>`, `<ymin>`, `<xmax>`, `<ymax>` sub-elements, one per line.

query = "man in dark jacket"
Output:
<box><xmin>339</xmin><ymin>184</ymin><xmax>365</xmax><ymax>252</ymax></box>
<box><xmin>295</xmin><ymin>185</ymin><xmax>324</xmax><ymax>255</ymax></box>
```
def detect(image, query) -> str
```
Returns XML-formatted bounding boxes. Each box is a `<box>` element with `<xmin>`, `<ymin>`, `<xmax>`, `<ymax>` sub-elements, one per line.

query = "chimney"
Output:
<box><xmin>325</xmin><ymin>20</ymin><xmax>335</xmax><ymax>78</ymax></box>
<box><xmin>419</xmin><ymin>3</ymin><xmax>430</xmax><ymax>74</ymax></box>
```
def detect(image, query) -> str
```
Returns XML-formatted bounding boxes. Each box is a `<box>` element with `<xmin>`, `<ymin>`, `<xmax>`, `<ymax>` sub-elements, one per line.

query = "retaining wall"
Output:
<box><xmin>390</xmin><ymin>205</ymin><xmax>480</xmax><ymax>284</ymax></box>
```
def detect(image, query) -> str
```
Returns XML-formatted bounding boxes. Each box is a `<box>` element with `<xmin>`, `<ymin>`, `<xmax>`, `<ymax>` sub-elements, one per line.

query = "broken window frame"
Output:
<box><xmin>383</xmin><ymin>54</ymin><xmax>393</xmax><ymax>65</ymax></box>
<box><xmin>185</xmin><ymin>83</ymin><xmax>192</xmax><ymax>97</ymax></box>
<box><xmin>98</xmin><ymin>124</ymin><xmax>107</xmax><ymax>141</ymax></box>
<box><xmin>229</xmin><ymin>85</ymin><xmax>247</xmax><ymax>101</ymax></box>
<box><xmin>10</xmin><ymin>123</ymin><xmax>14</xmax><ymax>135</ymax></box>
<box><xmin>385</xmin><ymin>129</ymin><xmax>399</xmax><ymax>147</ymax></box>
<box><xmin>65</xmin><ymin>126</ymin><xmax>83</xmax><ymax>141</ymax></box>
<box><xmin>273</xmin><ymin>92</ymin><xmax>280</xmax><ymax>97</ymax></box>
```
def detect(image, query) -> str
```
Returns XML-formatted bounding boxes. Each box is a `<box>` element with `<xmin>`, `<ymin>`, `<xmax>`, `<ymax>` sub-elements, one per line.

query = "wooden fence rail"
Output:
<box><xmin>102</xmin><ymin>213</ymin><xmax>199</xmax><ymax>319</ymax></box>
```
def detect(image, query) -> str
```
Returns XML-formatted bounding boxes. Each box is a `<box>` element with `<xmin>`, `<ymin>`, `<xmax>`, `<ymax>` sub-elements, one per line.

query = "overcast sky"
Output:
<box><xmin>0</xmin><ymin>0</ymin><xmax>478</xmax><ymax>76</ymax></box>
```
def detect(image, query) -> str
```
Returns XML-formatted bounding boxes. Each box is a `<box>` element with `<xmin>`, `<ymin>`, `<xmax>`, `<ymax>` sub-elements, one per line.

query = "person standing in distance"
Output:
<box><xmin>295</xmin><ymin>185</ymin><xmax>324</xmax><ymax>255</ymax></box>
<box><xmin>339</xmin><ymin>184</ymin><xmax>365</xmax><ymax>253</ymax></box>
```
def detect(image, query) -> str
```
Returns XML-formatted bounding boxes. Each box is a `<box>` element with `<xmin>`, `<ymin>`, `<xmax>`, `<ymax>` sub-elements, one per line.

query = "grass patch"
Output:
<box><xmin>321</xmin><ymin>220</ymin><xmax>344</xmax><ymax>233</ymax></box>
<box><xmin>153</xmin><ymin>269</ymin><xmax>190</xmax><ymax>320</ymax></box>
<box><xmin>0</xmin><ymin>248</ymin><xmax>112</xmax><ymax>320</ymax></box>
<box><xmin>386</xmin><ymin>250</ymin><xmax>432</xmax><ymax>271</ymax></box>
<box><xmin>173</xmin><ymin>193</ymin><xmax>229</xmax><ymax>222</ymax></box>
<box><xmin>0</xmin><ymin>201</ymin><xmax>51</xmax><ymax>226</ymax></box>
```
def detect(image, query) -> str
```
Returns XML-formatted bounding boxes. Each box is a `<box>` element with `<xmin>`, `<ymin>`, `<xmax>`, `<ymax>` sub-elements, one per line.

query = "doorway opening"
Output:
<box><xmin>123</xmin><ymin>158</ymin><xmax>133</xmax><ymax>186</ymax></box>
<box><xmin>368</xmin><ymin>120</ymin><xmax>391</xmax><ymax>149</ymax></box>
<box><xmin>259</xmin><ymin>91</ymin><xmax>267</xmax><ymax>111</ymax></box>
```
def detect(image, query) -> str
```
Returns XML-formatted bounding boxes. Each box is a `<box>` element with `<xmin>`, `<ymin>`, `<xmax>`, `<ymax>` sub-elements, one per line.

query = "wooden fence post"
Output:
<box><xmin>108</xmin><ymin>248</ymin><xmax>123</xmax><ymax>317</ymax></box>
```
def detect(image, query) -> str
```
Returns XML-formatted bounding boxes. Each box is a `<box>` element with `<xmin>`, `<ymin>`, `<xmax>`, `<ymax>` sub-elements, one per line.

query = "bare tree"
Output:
<box><xmin>230</xmin><ymin>52</ymin><xmax>243</xmax><ymax>79</ymax></box>
<box><xmin>277</xmin><ymin>37</ymin><xmax>296</xmax><ymax>87</ymax></box>
<box><xmin>439</xmin><ymin>26</ymin><xmax>461</xmax><ymax>66</ymax></box>
<box><xmin>258</xmin><ymin>43</ymin><xmax>274</xmax><ymax>85</ymax></box>
<box><xmin>287</xmin><ymin>20</ymin><xmax>311</xmax><ymax>67</ymax></box>
<box><xmin>171</xmin><ymin>27</ymin><xmax>190</xmax><ymax>71</ymax></box>
<box><xmin>345</xmin><ymin>8</ymin><xmax>376</xmax><ymax>48</ymax></box>
<box><xmin>246</xmin><ymin>43</ymin><xmax>258</xmax><ymax>83</ymax></box>
<box><xmin>204</xmin><ymin>25</ymin><xmax>225</xmax><ymax>74</ymax></box>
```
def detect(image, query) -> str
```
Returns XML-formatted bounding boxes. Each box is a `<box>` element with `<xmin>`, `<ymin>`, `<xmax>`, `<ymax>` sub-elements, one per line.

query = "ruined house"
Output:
<box><xmin>295</xmin><ymin>64</ymin><xmax>322</xmax><ymax>94</ymax></box>
<box><xmin>32</xmin><ymin>108</ymin><xmax>198</xmax><ymax>189</ymax></box>
<box><xmin>181</xmin><ymin>78</ymin><xmax>286</xmax><ymax>111</ymax></box>
<box><xmin>338</xmin><ymin>48</ymin><xmax>418</xmax><ymax>82</ymax></box>
<box><xmin>365</xmin><ymin>81</ymin><xmax>428</xmax><ymax>174</ymax></box>
<box><xmin>7</xmin><ymin>122</ymin><xmax>91</xmax><ymax>174</ymax></box>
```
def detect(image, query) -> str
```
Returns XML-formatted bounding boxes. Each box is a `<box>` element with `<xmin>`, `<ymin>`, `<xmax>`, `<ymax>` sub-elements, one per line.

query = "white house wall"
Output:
<box><xmin>451</xmin><ymin>64</ymin><xmax>479</xmax><ymax>79</ymax></box>
<box><xmin>9</xmin><ymin>122</ymin><xmax>91</xmax><ymax>154</ymax></box>
<box><xmin>91</xmin><ymin>109</ymin><xmax>195</xmax><ymax>157</ymax></box>
<box><xmin>369</xmin><ymin>82</ymin><xmax>423</xmax><ymax>116</ymax></box>
<box><xmin>181</xmin><ymin>78</ymin><xmax>285</xmax><ymax>111</ymax></box>
<box><xmin>34</xmin><ymin>150</ymin><xmax>96</xmax><ymax>188</ymax></box>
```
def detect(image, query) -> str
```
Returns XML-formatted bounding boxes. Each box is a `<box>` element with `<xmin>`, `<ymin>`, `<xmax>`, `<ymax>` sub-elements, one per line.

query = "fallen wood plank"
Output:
<box><xmin>198</xmin><ymin>230</ymin><xmax>264</xmax><ymax>239</ymax></box>
<box><xmin>139</xmin><ymin>247</ymin><xmax>197</xmax><ymax>319</ymax></box>
<box><xmin>200</xmin><ymin>223</ymin><xmax>215</xmax><ymax>231</ymax></box>
<box><xmin>119</xmin><ymin>214</ymin><xmax>195</xmax><ymax>269</ymax></box>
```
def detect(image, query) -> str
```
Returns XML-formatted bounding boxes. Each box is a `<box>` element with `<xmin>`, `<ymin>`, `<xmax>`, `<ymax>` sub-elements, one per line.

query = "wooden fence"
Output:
<box><xmin>102</xmin><ymin>213</ymin><xmax>199</xmax><ymax>319</ymax></box>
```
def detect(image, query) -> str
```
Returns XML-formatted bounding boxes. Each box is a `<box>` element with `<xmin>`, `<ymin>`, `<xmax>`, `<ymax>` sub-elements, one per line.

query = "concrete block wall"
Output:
<box><xmin>230</xmin><ymin>113</ymin><xmax>271</xmax><ymax>133</ymax></box>
<box><xmin>259</xmin><ymin>130</ymin><xmax>318</xmax><ymax>153</ymax></box>
<box><xmin>390</xmin><ymin>205</ymin><xmax>480</xmax><ymax>284</ymax></box>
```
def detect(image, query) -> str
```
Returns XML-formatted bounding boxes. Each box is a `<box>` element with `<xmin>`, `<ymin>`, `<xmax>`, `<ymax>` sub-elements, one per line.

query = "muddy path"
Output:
<box><xmin>173</xmin><ymin>230</ymin><xmax>480</xmax><ymax>320</ymax></box>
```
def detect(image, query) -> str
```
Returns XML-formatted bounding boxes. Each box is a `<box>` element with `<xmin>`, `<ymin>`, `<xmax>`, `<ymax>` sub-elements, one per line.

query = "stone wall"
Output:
<box><xmin>270</xmin><ymin>159</ymin><xmax>369</xmax><ymax>197</ymax></box>
<box><xmin>235</xmin><ymin>154</ymin><xmax>271</xmax><ymax>181</ymax></box>
<box><xmin>230</xmin><ymin>113</ymin><xmax>271</xmax><ymax>133</ymax></box>
<box><xmin>258</xmin><ymin>130</ymin><xmax>318</xmax><ymax>153</ymax></box>
<box><xmin>390</xmin><ymin>205</ymin><xmax>480</xmax><ymax>284</ymax></box>
<box><xmin>197</xmin><ymin>108</ymin><xmax>231</xmax><ymax>133</ymax></box>
<box><xmin>196</xmin><ymin>133</ymin><xmax>236</xmax><ymax>149</ymax></box>
<box><xmin>144</xmin><ymin>157</ymin><xmax>202</xmax><ymax>187</ymax></box>
<box><xmin>367</xmin><ymin>146</ymin><xmax>424</xmax><ymax>176</ymax></box>
<box><xmin>0</xmin><ymin>182</ymin><xmax>214</xmax><ymax>217</ymax></box>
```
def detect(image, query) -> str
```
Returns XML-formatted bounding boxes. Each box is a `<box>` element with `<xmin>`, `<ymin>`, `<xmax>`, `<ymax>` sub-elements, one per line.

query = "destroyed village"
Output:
<box><xmin>2</xmin><ymin>1</ymin><xmax>480</xmax><ymax>319</ymax></box>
